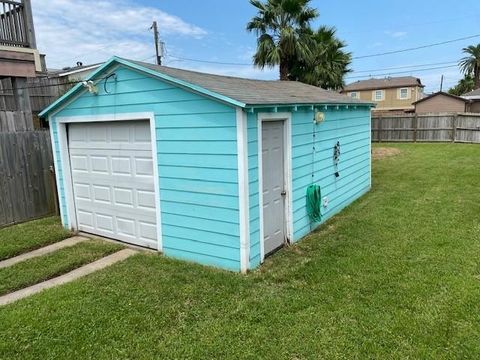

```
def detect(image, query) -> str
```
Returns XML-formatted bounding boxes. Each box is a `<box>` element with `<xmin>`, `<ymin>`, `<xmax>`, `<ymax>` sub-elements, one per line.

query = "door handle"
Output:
<box><xmin>281</xmin><ymin>190</ymin><xmax>287</xmax><ymax>196</ymax></box>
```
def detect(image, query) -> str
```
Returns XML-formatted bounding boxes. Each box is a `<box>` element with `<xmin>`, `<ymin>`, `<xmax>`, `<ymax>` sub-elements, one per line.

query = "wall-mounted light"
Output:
<box><xmin>82</xmin><ymin>80</ymin><xmax>98</xmax><ymax>95</ymax></box>
<box><xmin>314</xmin><ymin>111</ymin><xmax>325</xmax><ymax>124</ymax></box>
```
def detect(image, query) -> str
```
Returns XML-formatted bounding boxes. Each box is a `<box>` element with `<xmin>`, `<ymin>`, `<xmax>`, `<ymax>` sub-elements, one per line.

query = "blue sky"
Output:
<box><xmin>34</xmin><ymin>0</ymin><xmax>480</xmax><ymax>93</ymax></box>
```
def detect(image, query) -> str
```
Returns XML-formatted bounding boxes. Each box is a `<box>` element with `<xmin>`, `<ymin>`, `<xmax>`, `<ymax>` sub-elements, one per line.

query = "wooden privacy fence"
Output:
<box><xmin>0</xmin><ymin>110</ymin><xmax>34</xmax><ymax>132</ymax></box>
<box><xmin>372</xmin><ymin>113</ymin><xmax>480</xmax><ymax>143</ymax></box>
<box><xmin>0</xmin><ymin>130</ymin><xmax>57</xmax><ymax>227</ymax></box>
<box><xmin>0</xmin><ymin>76</ymin><xmax>73</xmax><ymax>113</ymax></box>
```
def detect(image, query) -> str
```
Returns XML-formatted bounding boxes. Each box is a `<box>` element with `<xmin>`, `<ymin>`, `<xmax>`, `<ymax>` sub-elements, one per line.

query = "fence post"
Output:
<box><xmin>413</xmin><ymin>114</ymin><xmax>418</xmax><ymax>143</ymax></box>
<box><xmin>378</xmin><ymin>116</ymin><xmax>382</xmax><ymax>143</ymax></box>
<box><xmin>452</xmin><ymin>113</ymin><xmax>458</xmax><ymax>143</ymax></box>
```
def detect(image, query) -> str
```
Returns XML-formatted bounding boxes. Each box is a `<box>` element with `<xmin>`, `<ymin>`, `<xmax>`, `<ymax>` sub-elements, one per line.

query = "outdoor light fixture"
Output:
<box><xmin>82</xmin><ymin>80</ymin><xmax>98</xmax><ymax>95</ymax></box>
<box><xmin>314</xmin><ymin>111</ymin><xmax>325</xmax><ymax>124</ymax></box>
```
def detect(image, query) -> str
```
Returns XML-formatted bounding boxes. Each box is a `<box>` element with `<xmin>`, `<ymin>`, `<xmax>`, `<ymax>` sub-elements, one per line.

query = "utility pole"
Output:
<box><xmin>440</xmin><ymin>75</ymin><xmax>444</xmax><ymax>92</ymax></box>
<box><xmin>151</xmin><ymin>21</ymin><xmax>162</xmax><ymax>65</ymax></box>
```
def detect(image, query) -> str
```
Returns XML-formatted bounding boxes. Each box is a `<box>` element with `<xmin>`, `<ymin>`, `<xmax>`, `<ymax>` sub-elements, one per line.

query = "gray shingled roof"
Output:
<box><xmin>462</xmin><ymin>88</ymin><xmax>480</xmax><ymax>97</ymax></box>
<box><xmin>412</xmin><ymin>91</ymin><xmax>469</xmax><ymax>105</ymax></box>
<box><xmin>344</xmin><ymin>76</ymin><xmax>424</xmax><ymax>91</ymax></box>
<box><xmin>130</xmin><ymin>59</ymin><xmax>371</xmax><ymax>106</ymax></box>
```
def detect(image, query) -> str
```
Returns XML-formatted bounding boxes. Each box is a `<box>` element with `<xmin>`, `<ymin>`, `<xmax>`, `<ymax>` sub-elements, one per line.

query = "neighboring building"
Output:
<box><xmin>40</xmin><ymin>56</ymin><xmax>374</xmax><ymax>272</ymax></box>
<box><xmin>413</xmin><ymin>92</ymin><xmax>470</xmax><ymax>114</ymax></box>
<box><xmin>463</xmin><ymin>88</ymin><xmax>480</xmax><ymax>113</ymax></box>
<box><xmin>0</xmin><ymin>0</ymin><xmax>43</xmax><ymax>130</ymax></box>
<box><xmin>48</xmin><ymin>62</ymin><xmax>102</xmax><ymax>82</ymax></box>
<box><xmin>342</xmin><ymin>76</ymin><xmax>424</xmax><ymax>114</ymax></box>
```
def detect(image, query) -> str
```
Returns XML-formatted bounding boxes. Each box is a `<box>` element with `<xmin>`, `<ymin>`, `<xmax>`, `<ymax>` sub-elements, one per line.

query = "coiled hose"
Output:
<box><xmin>306</xmin><ymin>184</ymin><xmax>322</xmax><ymax>223</ymax></box>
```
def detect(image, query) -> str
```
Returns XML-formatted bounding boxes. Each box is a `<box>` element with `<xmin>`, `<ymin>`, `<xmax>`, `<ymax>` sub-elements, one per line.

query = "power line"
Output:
<box><xmin>352</xmin><ymin>34</ymin><xmax>480</xmax><ymax>59</ymax></box>
<box><xmin>346</xmin><ymin>64</ymin><xmax>459</xmax><ymax>80</ymax></box>
<box><xmin>351</xmin><ymin>60</ymin><xmax>458</xmax><ymax>74</ymax></box>
<box><xmin>164</xmin><ymin>34</ymin><xmax>479</xmax><ymax>66</ymax></box>
<box><xmin>167</xmin><ymin>55</ymin><xmax>251</xmax><ymax>66</ymax></box>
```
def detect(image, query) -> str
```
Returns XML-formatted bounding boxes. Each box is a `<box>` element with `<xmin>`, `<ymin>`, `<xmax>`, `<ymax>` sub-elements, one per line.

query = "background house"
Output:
<box><xmin>463</xmin><ymin>88</ymin><xmax>480</xmax><ymax>113</ymax></box>
<box><xmin>47</xmin><ymin>62</ymin><xmax>102</xmax><ymax>82</ymax></box>
<box><xmin>342</xmin><ymin>76</ymin><xmax>424</xmax><ymax>115</ymax></box>
<box><xmin>413</xmin><ymin>92</ymin><xmax>471</xmax><ymax>114</ymax></box>
<box><xmin>0</xmin><ymin>0</ymin><xmax>43</xmax><ymax>131</ymax></box>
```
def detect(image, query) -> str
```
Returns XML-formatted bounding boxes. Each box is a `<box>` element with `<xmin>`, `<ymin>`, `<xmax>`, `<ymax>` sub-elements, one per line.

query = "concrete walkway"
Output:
<box><xmin>0</xmin><ymin>248</ymin><xmax>137</xmax><ymax>306</ymax></box>
<box><xmin>0</xmin><ymin>236</ymin><xmax>89</xmax><ymax>269</ymax></box>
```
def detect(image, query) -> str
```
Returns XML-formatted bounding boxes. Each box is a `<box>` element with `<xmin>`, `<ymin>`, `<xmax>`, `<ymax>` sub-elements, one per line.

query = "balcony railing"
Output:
<box><xmin>0</xmin><ymin>0</ymin><xmax>31</xmax><ymax>47</ymax></box>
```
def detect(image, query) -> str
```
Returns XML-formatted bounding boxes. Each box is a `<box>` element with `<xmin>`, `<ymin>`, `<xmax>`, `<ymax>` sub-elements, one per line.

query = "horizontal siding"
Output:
<box><xmin>291</xmin><ymin>108</ymin><xmax>371</xmax><ymax>240</ymax></box>
<box><xmin>53</xmin><ymin>65</ymin><xmax>241</xmax><ymax>271</ymax></box>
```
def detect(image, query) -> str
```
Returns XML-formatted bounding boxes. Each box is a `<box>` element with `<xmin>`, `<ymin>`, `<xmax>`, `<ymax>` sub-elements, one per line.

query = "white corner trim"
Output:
<box><xmin>49</xmin><ymin>118</ymin><xmax>67</xmax><ymax>228</ymax></box>
<box><xmin>54</xmin><ymin>112</ymin><xmax>163</xmax><ymax>252</ymax></box>
<box><xmin>57</xmin><ymin>122</ymin><xmax>77</xmax><ymax>231</ymax></box>
<box><xmin>236</xmin><ymin>108</ymin><xmax>250</xmax><ymax>273</ymax></box>
<box><xmin>256</xmin><ymin>116</ymin><xmax>265</xmax><ymax>262</ymax></box>
<box><xmin>257</xmin><ymin>112</ymin><xmax>294</xmax><ymax>262</ymax></box>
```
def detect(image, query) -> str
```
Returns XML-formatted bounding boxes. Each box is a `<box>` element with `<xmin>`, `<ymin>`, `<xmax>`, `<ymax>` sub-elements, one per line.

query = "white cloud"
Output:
<box><xmin>164</xmin><ymin>59</ymin><xmax>278</xmax><ymax>80</ymax></box>
<box><xmin>32</xmin><ymin>0</ymin><xmax>207</xmax><ymax>68</ymax></box>
<box><xmin>385</xmin><ymin>31</ymin><xmax>407</xmax><ymax>38</ymax></box>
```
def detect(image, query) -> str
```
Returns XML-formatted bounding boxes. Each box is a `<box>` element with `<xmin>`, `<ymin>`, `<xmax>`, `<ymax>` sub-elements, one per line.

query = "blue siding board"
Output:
<box><xmin>157</xmin><ymin>153</ymin><xmax>237</xmax><ymax>169</ymax></box>
<box><xmin>160</xmin><ymin>190</ymin><xmax>238</xmax><ymax>210</ymax></box>
<box><xmin>52</xmin><ymin>65</ymin><xmax>242</xmax><ymax>271</ymax></box>
<box><xmin>163</xmin><ymin>248</ymin><xmax>240</xmax><ymax>271</ymax></box>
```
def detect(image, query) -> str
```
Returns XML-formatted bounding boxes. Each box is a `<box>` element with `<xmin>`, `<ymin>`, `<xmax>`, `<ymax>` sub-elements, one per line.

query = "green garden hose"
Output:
<box><xmin>306</xmin><ymin>184</ymin><xmax>322</xmax><ymax>223</ymax></box>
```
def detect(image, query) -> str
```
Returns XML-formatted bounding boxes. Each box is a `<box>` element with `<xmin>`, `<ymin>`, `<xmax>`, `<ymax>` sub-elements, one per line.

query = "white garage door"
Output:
<box><xmin>68</xmin><ymin>120</ymin><xmax>158</xmax><ymax>249</ymax></box>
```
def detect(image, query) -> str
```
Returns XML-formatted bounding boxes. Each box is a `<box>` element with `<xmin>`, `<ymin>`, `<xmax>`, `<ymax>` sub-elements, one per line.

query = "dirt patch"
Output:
<box><xmin>373</xmin><ymin>147</ymin><xmax>401</xmax><ymax>160</ymax></box>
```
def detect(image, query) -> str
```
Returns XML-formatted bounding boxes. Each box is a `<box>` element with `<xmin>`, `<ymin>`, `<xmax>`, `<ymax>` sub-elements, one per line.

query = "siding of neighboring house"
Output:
<box><xmin>349</xmin><ymin>86</ymin><xmax>423</xmax><ymax>112</ymax></box>
<box><xmin>50</xmin><ymin>64</ymin><xmax>242</xmax><ymax>270</ymax></box>
<box><xmin>470</xmin><ymin>101</ymin><xmax>480</xmax><ymax>113</ymax></box>
<box><xmin>415</xmin><ymin>94</ymin><xmax>467</xmax><ymax>113</ymax></box>
<box><xmin>247</xmin><ymin>107</ymin><xmax>371</xmax><ymax>263</ymax></box>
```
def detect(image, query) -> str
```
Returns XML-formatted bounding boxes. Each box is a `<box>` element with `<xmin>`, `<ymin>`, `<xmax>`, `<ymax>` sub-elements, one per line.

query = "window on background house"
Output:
<box><xmin>373</xmin><ymin>90</ymin><xmax>384</xmax><ymax>101</ymax></box>
<box><xmin>399</xmin><ymin>88</ymin><xmax>409</xmax><ymax>99</ymax></box>
<box><xmin>349</xmin><ymin>92</ymin><xmax>359</xmax><ymax>99</ymax></box>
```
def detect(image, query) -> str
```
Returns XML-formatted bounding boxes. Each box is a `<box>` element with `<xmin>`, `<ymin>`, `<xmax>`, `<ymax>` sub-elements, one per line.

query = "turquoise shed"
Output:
<box><xmin>40</xmin><ymin>56</ymin><xmax>373</xmax><ymax>272</ymax></box>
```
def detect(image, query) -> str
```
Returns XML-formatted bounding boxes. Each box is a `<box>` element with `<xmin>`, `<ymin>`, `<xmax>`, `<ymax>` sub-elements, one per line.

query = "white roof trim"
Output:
<box><xmin>58</xmin><ymin>64</ymin><xmax>102</xmax><ymax>77</ymax></box>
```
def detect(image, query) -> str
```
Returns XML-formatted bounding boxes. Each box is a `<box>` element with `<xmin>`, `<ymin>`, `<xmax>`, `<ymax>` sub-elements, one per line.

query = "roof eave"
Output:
<box><xmin>245</xmin><ymin>101</ymin><xmax>376</xmax><ymax>110</ymax></box>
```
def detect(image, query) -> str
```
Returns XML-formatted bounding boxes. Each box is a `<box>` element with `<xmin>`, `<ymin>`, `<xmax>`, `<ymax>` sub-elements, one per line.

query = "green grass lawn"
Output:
<box><xmin>0</xmin><ymin>216</ymin><xmax>72</xmax><ymax>261</ymax></box>
<box><xmin>0</xmin><ymin>144</ymin><xmax>479</xmax><ymax>359</ymax></box>
<box><xmin>0</xmin><ymin>240</ymin><xmax>123</xmax><ymax>296</ymax></box>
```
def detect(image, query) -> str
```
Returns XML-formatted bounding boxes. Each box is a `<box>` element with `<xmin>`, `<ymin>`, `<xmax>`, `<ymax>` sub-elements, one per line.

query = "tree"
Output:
<box><xmin>448</xmin><ymin>74</ymin><xmax>475</xmax><ymax>96</ymax></box>
<box><xmin>289</xmin><ymin>26</ymin><xmax>352</xmax><ymax>90</ymax></box>
<box><xmin>246</xmin><ymin>0</ymin><xmax>318</xmax><ymax>80</ymax></box>
<box><xmin>459</xmin><ymin>44</ymin><xmax>480</xmax><ymax>89</ymax></box>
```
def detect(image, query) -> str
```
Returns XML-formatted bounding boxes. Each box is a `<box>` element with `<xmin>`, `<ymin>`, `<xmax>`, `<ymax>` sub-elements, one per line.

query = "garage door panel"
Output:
<box><xmin>71</xmin><ymin>174</ymin><xmax>154</xmax><ymax>189</ymax></box>
<box><xmin>69</xmin><ymin>120</ymin><xmax>158</xmax><ymax>249</ymax></box>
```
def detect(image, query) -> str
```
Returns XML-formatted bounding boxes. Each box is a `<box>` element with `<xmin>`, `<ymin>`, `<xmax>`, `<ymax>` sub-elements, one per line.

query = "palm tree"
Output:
<box><xmin>289</xmin><ymin>26</ymin><xmax>352</xmax><ymax>89</ymax></box>
<box><xmin>448</xmin><ymin>74</ymin><xmax>475</xmax><ymax>96</ymax></box>
<box><xmin>459</xmin><ymin>44</ymin><xmax>480</xmax><ymax>89</ymax></box>
<box><xmin>246</xmin><ymin>0</ymin><xmax>318</xmax><ymax>80</ymax></box>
